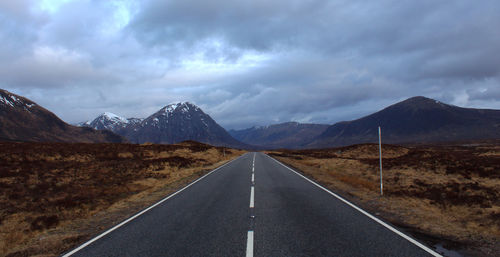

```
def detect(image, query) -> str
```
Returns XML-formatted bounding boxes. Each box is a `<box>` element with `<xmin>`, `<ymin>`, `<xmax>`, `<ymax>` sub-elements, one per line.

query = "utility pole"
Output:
<box><xmin>378</xmin><ymin>126</ymin><xmax>383</xmax><ymax>196</ymax></box>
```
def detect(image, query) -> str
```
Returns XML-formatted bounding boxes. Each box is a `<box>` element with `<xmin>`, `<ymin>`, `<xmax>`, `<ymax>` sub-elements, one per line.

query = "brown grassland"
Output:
<box><xmin>0</xmin><ymin>141</ymin><xmax>244</xmax><ymax>257</ymax></box>
<box><xmin>268</xmin><ymin>142</ymin><xmax>500</xmax><ymax>257</ymax></box>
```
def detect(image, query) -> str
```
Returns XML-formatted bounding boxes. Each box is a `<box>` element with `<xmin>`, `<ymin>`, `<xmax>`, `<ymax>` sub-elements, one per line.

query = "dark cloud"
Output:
<box><xmin>0</xmin><ymin>0</ymin><xmax>499</xmax><ymax>129</ymax></box>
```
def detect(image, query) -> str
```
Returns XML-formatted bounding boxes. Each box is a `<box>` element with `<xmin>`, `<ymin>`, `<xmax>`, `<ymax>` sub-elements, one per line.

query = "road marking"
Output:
<box><xmin>266</xmin><ymin>154</ymin><xmax>443</xmax><ymax>257</ymax></box>
<box><xmin>247</xmin><ymin>153</ymin><xmax>256</xmax><ymax>257</ymax></box>
<box><xmin>249</xmin><ymin>186</ymin><xmax>255</xmax><ymax>208</ymax></box>
<box><xmin>61</xmin><ymin>154</ymin><xmax>247</xmax><ymax>257</ymax></box>
<box><xmin>246</xmin><ymin>231</ymin><xmax>254</xmax><ymax>257</ymax></box>
<box><xmin>252</xmin><ymin>153</ymin><xmax>255</xmax><ymax>172</ymax></box>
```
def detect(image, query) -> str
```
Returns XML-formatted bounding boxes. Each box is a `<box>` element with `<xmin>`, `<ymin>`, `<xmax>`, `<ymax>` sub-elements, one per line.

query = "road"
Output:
<box><xmin>64</xmin><ymin>152</ymin><xmax>440</xmax><ymax>257</ymax></box>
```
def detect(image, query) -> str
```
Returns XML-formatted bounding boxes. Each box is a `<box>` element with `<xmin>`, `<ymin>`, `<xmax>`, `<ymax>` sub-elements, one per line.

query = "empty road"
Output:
<box><xmin>64</xmin><ymin>152</ymin><xmax>440</xmax><ymax>257</ymax></box>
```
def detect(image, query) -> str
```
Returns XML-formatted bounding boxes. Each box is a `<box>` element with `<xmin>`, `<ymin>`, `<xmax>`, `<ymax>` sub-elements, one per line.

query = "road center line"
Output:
<box><xmin>249</xmin><ymin>186</ymin><xmax>255</xmax><ymax>208</ymax></box>
<box><xmin>246</xmin><ymin>231</ymin><xmax>254</xmax><ymax>257</ymax></box>
<box><xmin>247</xmin><ymin>153</ymin><xmax>256</xmax><ymax>257</ymax></box>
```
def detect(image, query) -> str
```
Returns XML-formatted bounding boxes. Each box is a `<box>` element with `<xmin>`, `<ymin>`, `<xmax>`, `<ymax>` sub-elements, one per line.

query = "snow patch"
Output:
<box><xmin>0</xmin><ymin>96</ymin><xmax>14</xmax><ymax>107</ymax></box>
<box><xmin>102</xmin><ymin>112</ymin><xmax>128</xmax><ymax>123</ymax></box>
<box><xmin>10</xmin><ymin>95</ymin><xmax>20</xmax><ymax>103</ymax></box>
<box><xmin>162</xmin><ymin>101</ymin><xmax>200</xmax><ymax>115</ymax></box>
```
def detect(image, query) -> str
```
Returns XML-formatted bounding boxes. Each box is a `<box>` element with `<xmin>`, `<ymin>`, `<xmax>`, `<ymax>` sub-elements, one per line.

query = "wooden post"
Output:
<box><xmin>379</xmin><ymin>126</ymin><xmax>383</xmax><ymax>196</ymax></box>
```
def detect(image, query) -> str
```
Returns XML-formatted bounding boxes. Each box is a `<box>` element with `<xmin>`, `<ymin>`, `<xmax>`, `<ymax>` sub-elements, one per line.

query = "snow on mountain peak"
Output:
<box><xmin>101</xmin><ymin>112</ymin><xmax>128</xmax><ymax>123</ymax></box>
<box><xmin>0</xmin><ymin>90</ymin><xmax>37</xmax><ymax>110</ymax></box>
<box><xmin>161</xmin><ymin>101</ymin><xmax>200</xmax><ymax>115</ymax></box>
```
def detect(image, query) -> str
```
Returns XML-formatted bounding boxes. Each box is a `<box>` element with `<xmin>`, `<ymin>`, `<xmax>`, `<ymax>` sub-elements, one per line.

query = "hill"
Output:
<box><xmin>83</xmin><ymin>102</ymin><xmax>247</xmax><ymax>148</ymax></box>
<box><xmin>0</xmin><ymin>89</ymin><xmax>125</xmax><ymax>143</ymax></box>
<box><xmin>229</xmin><ymin>122</ymin><xmax>329</xmax><ymax>149</ymax></box>
<box><xmin>309</xmin><ymin>96</ymin><xmax>500</xmax><ymax>147</ymax></box>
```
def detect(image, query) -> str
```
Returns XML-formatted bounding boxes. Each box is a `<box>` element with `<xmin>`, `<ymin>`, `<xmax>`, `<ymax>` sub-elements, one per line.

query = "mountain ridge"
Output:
<box><xmin>308</xmin><ymin>96</ymin><xmax>500</xmax><ymax>148</ymax></box>
<box><xmin>83</xmin><ymin>102</ymin><xmax>248</xmax><ymax>148</ymax></box>
<box><xmin>0</xmin><ymin>89</ymin><xmax>126</xmax><ymax>143</ymax></box>
<box><xmin>229</xmin><ymin>122</ymin><xmax>329</xmax><ymax>149</ymax></box>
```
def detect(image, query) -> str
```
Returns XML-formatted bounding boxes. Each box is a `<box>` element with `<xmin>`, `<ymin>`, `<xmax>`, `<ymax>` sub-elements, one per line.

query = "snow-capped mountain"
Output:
<box><xmin>89</xmin><ymin>112</ymin><xmax>143</xmax><ymax>130</ymax></box>
<box><xmin>0</xmin><ymin>89</ymin><xmax>125</xmax><ymax>143</ymax></box>
<box><xmin>89</xmin><ymin>112</ymin><xmax>129</xmax><ymax>130</ymax></box>
<box><xmin>80</xmin><ymin>112</ymin><xmax>143</xmax><ymax>136</ymax></box>
<box><xmin>127</xmin><ymin>102</ymin><xmax>244</xmax><ymax>147</ymax></box>
<box><xmin>80</xmin><ymin>102</ymin><xmax>246</xmax><ymax>148</ymax></box>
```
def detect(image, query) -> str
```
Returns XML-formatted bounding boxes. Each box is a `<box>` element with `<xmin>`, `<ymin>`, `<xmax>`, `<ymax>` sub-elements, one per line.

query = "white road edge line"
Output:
<box><xmin>266</xmin><ymin>154</ymin><xmax>443</xmax><ymax>257</ymax></box>
<box><xmin>61</xmin><ymin>154</ymin><xmax>247</xmax><ymax>257</ymax></box>
<box><xmin>250</xmin><ymin>186</ymin><xmax>255</xmax><ymax>208</ymax></box>
<box><xmin>246</xmin><ymin>231</ymin><xmax>254</xmax><ymax>257</ymax></box>
<box><xmin>252</xmin><ymin>173</ymin><xmax>254</xmax><ymax>183</ymax></box>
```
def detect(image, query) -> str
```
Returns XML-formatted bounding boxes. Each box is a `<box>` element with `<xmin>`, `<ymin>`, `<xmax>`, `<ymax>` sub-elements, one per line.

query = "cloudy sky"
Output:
<box><xmin>1</xmin><ymin>0</ymin><xmax>499</xmax><ymax>129</ymax></box>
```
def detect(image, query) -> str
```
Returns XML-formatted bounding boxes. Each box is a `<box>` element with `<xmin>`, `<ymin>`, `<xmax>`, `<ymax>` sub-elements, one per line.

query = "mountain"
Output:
<box><xmin>128</xmin><ymin>102</ymin><xmax>246</xmax><ymax>147</ymax></box>
<box><xmin>229</xmin><ymin>122</ymin><xmax>330</xmax><ymax>149</ymax></box>
<box><xmin>81</xmin><ymin>112</ymin><xmax>143</xmax><ymax>136</ymax></box>
<box><xmin>0</xmin><ymin>89</ymin><xmax>126</xmax><ymax>143</ymax></box>
<box><xmin>309</xmin><ymin>96</ymin><xmax>500</xmax><ymax>148</ymax></box>
<box><xmin>83</xmin><ymin>102</ymin><xmax>246</xmax><ymax>148</ymax></box>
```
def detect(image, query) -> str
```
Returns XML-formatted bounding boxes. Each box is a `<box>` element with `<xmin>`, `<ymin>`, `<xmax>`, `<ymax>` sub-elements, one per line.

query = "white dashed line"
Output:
<box><xmin>247</xmin><ymin>153</ymin><xmax>256</xmax><ymax>257</ymax></box>
<box><xmin>249</xmin><ymin>186</ymin><xmax>255</xmax><ymax>208</ymax></box>
<box><xmin>246</xmin><ymin>231</ymin><xmax>254</xmax><ymax>257</ymax></box>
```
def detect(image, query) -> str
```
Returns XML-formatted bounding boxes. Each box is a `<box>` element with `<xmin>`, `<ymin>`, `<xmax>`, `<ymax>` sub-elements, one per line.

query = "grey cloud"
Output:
<box><xmin>129</xmin><ymin>0</ymin><xmax>500</xmax><ymax>81</ymax></box>
<box><xmin>0</xmin><ymin>46</ymin><xmax>120</xmax><ymax>89</ymax></box>
<box><xmin>1</xmin><ymin>0</ymin><xmax>499</xmax><ymax>129</ymax></box>
<box><xmin>0</xmin><ymin>0</ymin><xmax>47</xmax><ymax>60</ymax></box>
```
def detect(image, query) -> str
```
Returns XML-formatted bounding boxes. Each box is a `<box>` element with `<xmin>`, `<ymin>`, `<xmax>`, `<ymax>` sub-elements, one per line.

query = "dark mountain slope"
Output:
<box><xmin>229</xmin><ymin>122</ymin><xmax>329</xmax><ymax>149</ymax></box>
<box><xmin>126</xmin><ymin>102</ymin><xmax>246</xmax><ymax>148</ymax></box>
<box><xmin>0</xmin><ymin>89</ymin><xmax>125</xmax><ymax>143</ymax></box>
<box><xmin>310</xmin><ymin>96</ymin><xmax>500</xmax><ymax>147</ymax></box>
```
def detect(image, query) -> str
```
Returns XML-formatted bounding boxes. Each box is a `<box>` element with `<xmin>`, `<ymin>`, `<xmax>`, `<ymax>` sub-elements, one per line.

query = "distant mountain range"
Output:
<box><xmin>308</xmin><ymin>96</ymin><xmax>500</xmax><ymax>148</ymax></box>
<box><xmin>3</xmin><ymin>88</ymin><xmax>500</xmax><ymax>149</ymax></box>
<box><xmin>0</xmin><ymin>89</ymin><xmax>125</xmax><ymax>143</ymax></box>
<box><xmin>229</xmin><ymin>96</ymin><xmax>500</xmax><ymax>149</ymax></box>
<box><xmin>229</xmin><ymin>122</ymin><xmax>329</xmax><ymax>149</ymax></box>
<box><xmin>81</xmin><ymin>102</ymin><xmax>246</xmax><ymax>148</ymax></box>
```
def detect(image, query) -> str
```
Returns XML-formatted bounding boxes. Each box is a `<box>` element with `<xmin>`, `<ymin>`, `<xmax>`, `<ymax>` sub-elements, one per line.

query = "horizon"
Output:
<box><xmin>1</xmin><ymin>1</ymin><xmax>499</xmax><ymax>130</ymax></box>
<box><xmin>66</xmin><ymin>94</ymin><xmax>492</xmax><ymax>130</ymax></box>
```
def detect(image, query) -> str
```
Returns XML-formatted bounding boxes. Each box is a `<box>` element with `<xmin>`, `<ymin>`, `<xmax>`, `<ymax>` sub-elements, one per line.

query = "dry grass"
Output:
<box><xmin>268</xmin><ymin>142</ymin><xmax>500</xmax><ymax>257</ymax></box>
<box><xmin>0</xmin><ymin>141</ymin><xmax>245</xmax><ymax>257</ymax></box>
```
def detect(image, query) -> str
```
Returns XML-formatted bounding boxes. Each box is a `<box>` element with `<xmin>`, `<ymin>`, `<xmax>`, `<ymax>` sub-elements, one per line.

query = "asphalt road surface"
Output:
<box><xmin>64</xmin><ymin>152</ymin><xmax>441</xmax><ymax>257</ymax></box>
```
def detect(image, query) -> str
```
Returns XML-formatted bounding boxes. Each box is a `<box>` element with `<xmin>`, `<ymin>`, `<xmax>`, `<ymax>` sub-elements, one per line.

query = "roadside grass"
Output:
<box><xmin>0</xmin><ymin>141</ymin><xmax>245</xmax><ymax>257</ymax></box>
<box><xmin>268</xmin><ymin>143</ymin><xmax>500</xmax><ymax>257</ymax></box>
